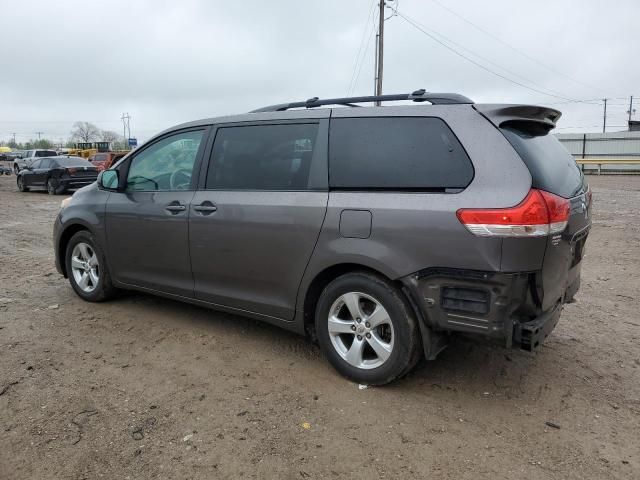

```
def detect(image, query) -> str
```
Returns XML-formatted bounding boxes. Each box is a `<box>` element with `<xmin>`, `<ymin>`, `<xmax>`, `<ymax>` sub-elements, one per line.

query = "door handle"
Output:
<box><xmin>193</xmin><ymin>202</ymin><xmax>217</xmax><ymax>214</ymax></box>
<box><xmin>165</xmin><ymin>203</ymin><xmax>187</xmax><ymax>213</ymax></box>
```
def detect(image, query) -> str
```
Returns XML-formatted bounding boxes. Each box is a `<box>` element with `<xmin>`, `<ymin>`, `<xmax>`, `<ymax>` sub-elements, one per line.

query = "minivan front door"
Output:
<box><xmin>189</xmin><ymin>121</ymin><xmax>329</xmax><ymax>320</ymax></box>
<box><xmin>105</xmin><ymin>129</ymin><xmax>207</xmax><ymax>297</ymax></box>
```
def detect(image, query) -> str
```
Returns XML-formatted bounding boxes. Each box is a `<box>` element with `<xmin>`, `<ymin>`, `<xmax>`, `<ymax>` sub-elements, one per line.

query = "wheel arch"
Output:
<box><xmin>57</xmin><ymin>223</ymin><xmax>93</xmax><ymax>277</ymax></box>
<box><xmin>301</xmin><ymin>263</ymin><xmax>409</xmax><ymax>338</ymax></box>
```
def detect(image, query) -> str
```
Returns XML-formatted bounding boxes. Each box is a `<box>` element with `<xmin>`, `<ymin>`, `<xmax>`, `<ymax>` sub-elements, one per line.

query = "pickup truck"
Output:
<box><xmin>13</xmin><ymin>149</ymin><xmax>58</xmax><ymax>174</ymax></box>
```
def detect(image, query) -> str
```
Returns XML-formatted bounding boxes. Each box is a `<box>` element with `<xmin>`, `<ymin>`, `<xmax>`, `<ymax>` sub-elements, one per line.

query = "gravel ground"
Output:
<box><xmin>0</xmin><ymin>170</ymin><xmax>639</xmax><ymax>480</ymax></box>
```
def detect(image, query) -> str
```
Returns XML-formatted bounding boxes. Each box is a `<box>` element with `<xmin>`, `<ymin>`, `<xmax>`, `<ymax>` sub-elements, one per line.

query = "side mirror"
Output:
<box><xmin>16</xmin><ymin>155</ymin><xmax>23</xmax><ymax>159</ymax></box>
<box><xmin>98</xmin><ymin>170</ymin><xmax>120</xmax><ymax>190</ymax></box>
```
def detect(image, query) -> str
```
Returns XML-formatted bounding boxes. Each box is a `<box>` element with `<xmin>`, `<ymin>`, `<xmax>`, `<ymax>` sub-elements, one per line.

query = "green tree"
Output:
<box><xmin>33</xmin><ymin>139</ymin><xmax>54</xmax><ymax>149</ymax></box>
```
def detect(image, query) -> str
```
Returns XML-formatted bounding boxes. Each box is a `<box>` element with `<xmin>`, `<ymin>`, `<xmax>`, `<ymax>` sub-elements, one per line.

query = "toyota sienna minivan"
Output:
<box><xmin>53</xmin><ymin>90</ymin><xmax>591</xmax><ymax>385</ymax></box>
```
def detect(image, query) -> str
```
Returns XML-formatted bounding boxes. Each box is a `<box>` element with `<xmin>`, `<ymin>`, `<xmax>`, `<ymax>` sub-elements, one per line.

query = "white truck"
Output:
<box><xmin>13</xmin><ymin>149</ymin><xmax>58</xmax><ymax>174</ymax></box>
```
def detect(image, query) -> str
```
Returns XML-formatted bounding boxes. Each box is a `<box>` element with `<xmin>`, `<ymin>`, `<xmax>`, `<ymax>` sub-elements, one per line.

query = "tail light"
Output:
<box><xmin>457</xmin><ymin>189</ymin><xmax>570</xmax><ymax>237</ymax></box>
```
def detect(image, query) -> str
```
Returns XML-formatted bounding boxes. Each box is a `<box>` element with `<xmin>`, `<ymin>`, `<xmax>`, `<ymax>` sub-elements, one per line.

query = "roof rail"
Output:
<box><xmin>250</xmin><ymin>89</ymin><xmax>474</xmax><ymax>113</ymax></box>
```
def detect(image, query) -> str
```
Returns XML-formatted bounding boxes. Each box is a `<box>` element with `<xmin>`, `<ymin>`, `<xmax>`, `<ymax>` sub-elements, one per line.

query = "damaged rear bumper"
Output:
<box><xmin>400</xmin><ymin>268</ymin><xmax>568</xmax><ymax>353</ymax></box>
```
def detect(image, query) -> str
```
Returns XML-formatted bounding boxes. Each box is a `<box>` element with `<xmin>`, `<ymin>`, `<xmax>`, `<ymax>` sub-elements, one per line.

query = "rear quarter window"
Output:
<box><xmin>329</xmin><ymin>117</ymin><xmax>473</xmax><ymax>190</ymax></box>
<box><xmin>501</xmin><ymin>123</ymin><xmax>585</xmax><ymax>198</ymax></box>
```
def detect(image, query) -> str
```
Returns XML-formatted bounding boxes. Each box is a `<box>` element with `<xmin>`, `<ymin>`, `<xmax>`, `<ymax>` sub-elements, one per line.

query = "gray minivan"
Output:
<box><xmin>53</xmin><ymin>91</ymin><xmax>591</xmax><ymax>384</ymax></box>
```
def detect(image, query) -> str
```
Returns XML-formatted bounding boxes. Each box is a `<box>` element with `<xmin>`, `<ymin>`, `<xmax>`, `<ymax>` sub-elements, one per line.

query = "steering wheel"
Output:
<box><xmin>170</xmin><ymin>168</ymin><xmax>192</xmax><ymax>190</ymax></box>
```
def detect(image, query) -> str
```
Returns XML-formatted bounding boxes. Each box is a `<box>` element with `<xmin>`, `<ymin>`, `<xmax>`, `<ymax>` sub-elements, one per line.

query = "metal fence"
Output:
<box><xmin>555</xmin><ymin>131</ymin><xmax>640</xmax><ymax>173</ymax></box>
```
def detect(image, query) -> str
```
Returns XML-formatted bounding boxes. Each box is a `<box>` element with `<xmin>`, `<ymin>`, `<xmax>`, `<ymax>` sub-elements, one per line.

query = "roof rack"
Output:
<box><xmin>250</xmin><ymin>89</ymin><xmax>474</xmax><ymax>113</ymax></box>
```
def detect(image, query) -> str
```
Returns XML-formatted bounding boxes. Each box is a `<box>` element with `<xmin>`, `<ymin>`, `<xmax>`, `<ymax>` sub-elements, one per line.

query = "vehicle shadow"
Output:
<box><xmin>101</xmin><ymin>288</ymin><xmax>575</xmax><ymax>396</ymax></box>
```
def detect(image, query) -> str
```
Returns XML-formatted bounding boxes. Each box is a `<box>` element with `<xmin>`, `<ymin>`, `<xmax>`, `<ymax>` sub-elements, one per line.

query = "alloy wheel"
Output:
<box><xmin>327</xmin><ymin>292</ymin><xmax>394</xmax><ymax>370</ymax></box>
<box><xmin>71</xmin><ymin>242</ymin><xmax>100</xmax><ymax>293</ymax></box>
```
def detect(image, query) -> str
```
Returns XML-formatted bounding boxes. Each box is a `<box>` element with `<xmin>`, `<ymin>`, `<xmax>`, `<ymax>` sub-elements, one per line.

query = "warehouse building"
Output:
<box><xmin>555</xmin><ymin>129</ymin><xmax>640</xmax><ymax>173</ymax></box>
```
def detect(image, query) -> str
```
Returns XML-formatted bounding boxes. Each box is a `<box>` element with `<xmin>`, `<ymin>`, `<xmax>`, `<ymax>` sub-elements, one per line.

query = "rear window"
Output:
<box><xmin>329</xmin><ymin>117</ymin><xmax>473</xmax><ymax>190</ymax></box>
<box><xmin>53</xmin><ymin>157</ymin><xmax>92</xmax><ymax>168</ymax></box>
<box><xmin>501</xmin><ymin>123</ymin><xmax>584</xmax><ymax>198</ymax></box>
<box><xmin>36</xmin><ymin>150</ymin><xmax>57</xmax><ymax>157</ymax></box>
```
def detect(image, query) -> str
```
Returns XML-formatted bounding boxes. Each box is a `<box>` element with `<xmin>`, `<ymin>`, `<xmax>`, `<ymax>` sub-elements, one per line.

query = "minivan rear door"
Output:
<box><xmin>189</xmin><ymin>119</ymin><xmax>329</xmax><ymax>321</ymax></box>
<box><xmin>500</xmin><ymin>123</ymin><xmax>591</xmax><ymax>310</ymax></box>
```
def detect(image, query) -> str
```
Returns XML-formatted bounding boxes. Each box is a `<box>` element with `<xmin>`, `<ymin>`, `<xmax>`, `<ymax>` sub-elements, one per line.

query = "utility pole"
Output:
<box><xmin>602</xmin><ymin>98</ymin><xmax>608</xmax><ymax>133</ymax></box>
<box><xmin>35</xmin><ymin>131</ymin><xmax>43</xmax><ymax>140</ymax></box>
<box><xmin>627</xmin><ymin>95</ymin><xmax>635</xmax><ymax>126</ymax></box>
<box><xmin>121</xmin><ymin>113</ymin><xmax>131</xmax><ymax>149</ymax></box>
<box><xmin>11</xmin><ymin>133</ymin><xmax>16</xmax><ymax>145</ymax></box>
<box><xmin>375</xmin><ymin>0</ymin><xmax>385</xmax><ymax>105</ymax></box>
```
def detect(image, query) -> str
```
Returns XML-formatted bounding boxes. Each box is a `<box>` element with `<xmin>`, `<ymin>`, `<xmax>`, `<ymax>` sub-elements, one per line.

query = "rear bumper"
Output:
<box><xmin>513</xmin><ymin>301</ymin><xmax>562</xmax><ymax>351</ymax></box>
<box><xmin>60</xmin><ymin>178</ymin><xmax>97</xmax><ymax>189</ymax></box>
<box><xmin>401</xmin><ymin>268</ymin><xmax>575</xmax><ymax>353</ymax></box>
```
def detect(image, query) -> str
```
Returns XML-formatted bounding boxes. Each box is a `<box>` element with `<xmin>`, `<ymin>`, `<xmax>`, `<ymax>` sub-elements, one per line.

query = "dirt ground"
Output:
<box><xmin>0</xmin><ymin>169</ymin><xmax>639</xmax><ymax>480</ymax></box>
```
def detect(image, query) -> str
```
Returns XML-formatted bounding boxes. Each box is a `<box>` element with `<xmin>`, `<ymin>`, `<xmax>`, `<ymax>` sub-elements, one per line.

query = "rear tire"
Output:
<box><xmin>17</xmin><ymin>176</ymin><xmax>28</xmax><ymax>192</ymax></box>
<box><xmin>315</xmin><ymin>271</ymin><xmax>422</xmax><ymax>385</ymax></box>
<box><xmin>46</xmin><ymin>177</ymin><xmax>64</xmax><ymax>195</ymax></box>
<box><xmin>65</xmin><ymin>230</ymin><xmax>117</xmax><ymax>302</ymax></box>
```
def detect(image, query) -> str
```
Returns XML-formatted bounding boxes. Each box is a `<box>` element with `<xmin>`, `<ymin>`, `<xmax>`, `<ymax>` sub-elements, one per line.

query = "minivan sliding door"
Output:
<box><xmin>189</xmin><ymin>120</ymin><xmax>329</xmax><ymax>320</ymax></box>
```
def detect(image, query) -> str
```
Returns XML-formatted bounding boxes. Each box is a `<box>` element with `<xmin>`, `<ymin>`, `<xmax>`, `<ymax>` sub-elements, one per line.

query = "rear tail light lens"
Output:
<box><xmin>457</xmin><ymin>189</ymin><xmax>570</xmax><ymax>237</ymax></box>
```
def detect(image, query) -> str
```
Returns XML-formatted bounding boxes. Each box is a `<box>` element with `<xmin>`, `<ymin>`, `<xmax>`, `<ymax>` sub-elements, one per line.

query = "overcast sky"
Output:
<box><xmin>1</xmin><ymin>0</ymin><xmax>638</xmax><ymax>144</ymax></box>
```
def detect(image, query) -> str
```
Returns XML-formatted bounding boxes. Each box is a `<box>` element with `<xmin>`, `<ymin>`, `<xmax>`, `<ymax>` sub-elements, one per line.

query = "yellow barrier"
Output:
<box><xmin>575</xmin><ymin>158</ymin><xmax>640</xmax><ymax>175</ymax></box>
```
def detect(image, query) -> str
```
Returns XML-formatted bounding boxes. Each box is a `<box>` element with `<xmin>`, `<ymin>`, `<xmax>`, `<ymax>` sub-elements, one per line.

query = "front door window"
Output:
<box><xmin>126</xmin><ymin>130</ymin><xmax>204</xmax><ymax>191</ymax></box>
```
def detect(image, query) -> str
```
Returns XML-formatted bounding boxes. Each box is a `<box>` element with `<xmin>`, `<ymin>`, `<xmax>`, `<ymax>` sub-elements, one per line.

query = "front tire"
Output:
<box><xmin>65</xmin><ymin>230</ymin><xmax>117</xmax><ymax>302</ymax></box>
<box><xmin>315</xmin><ymin>272</ymin><xmax>422</xmax><ymax>385</ymax></box>
<box><xmin>14</xmin><ymin>164</ymin><xmax>20</xmax><ymax>175</ymax></box>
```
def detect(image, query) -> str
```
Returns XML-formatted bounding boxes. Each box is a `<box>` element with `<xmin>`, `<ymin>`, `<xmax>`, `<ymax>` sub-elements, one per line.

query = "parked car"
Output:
<box><xmin>17</xmin><ymin>156</ymin><xmax>98</xmax><ymax>194</ymax></box>
<box><xmin>88</xmin><ymin>151</ymin><xmax>127</xmax><ymax>171</ymax></box>
<box><xmin>0</xmin><ymin>150</ymin><xmax>19</xmax><ymax>162</ymax></box>
<box><xmin>53</xmin><ymin>91</ymin><xmax>591</xmax><ymax>385</ymax></box>
<box><xmin>0</xmin><ymin>165</ymin><xmax>11</xmax><ymax>175</ymax></box>
<box><xmin>13</xmin><ymin>149</ymin><xmax>58</xmax><ymax>174</ymax></box>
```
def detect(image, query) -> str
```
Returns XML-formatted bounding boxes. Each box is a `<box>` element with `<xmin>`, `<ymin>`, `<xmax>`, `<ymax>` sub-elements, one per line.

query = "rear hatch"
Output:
<box><xmin>55</xmin><ymin>157</ymin><xmax>99</xmax><ymax>179</ymax></box>
<box><xmin>475</xmin><ymin>105</ymin><xmax>592</xmax><ymax>311</ymax></box>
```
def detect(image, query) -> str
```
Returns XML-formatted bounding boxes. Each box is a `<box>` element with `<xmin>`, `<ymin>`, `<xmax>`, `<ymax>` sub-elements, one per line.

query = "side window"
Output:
<box><xmin>126</xmin><ymin>130</ymin><xmax>204</xmax><ymax>191</ymax></box>
<box><xmin>30</xmin><ymin>159</ymin><xmax>41</xmax><ymax>169</ymax></box>
<box><xmin>206</xmin><ymin>123</ymin><xmax>319</xmax><ymax>190</ymax></box>
<box><xmin>329</xmin><ymin>117</ymin><xmax>473</xmax><ymax>190</ymax></box>
<box><xmin>39</xmin><ymin>159</ymin><xmax>51</xmax><ymax>169</ymax></box>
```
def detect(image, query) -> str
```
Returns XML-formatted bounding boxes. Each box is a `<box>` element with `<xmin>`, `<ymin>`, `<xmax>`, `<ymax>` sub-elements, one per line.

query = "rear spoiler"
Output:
<box><xmin>473</xmin><ymin>104</ymin><xmax>562</xmax><ymax>132</ymax></box>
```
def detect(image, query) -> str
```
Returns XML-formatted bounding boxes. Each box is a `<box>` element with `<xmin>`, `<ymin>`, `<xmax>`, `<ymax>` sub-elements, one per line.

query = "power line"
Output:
<box><xmin>396</xmin><ymin>12</ymin><xmax>579</xmax><ymax>102</ymax></box>
<box><xmin>427</xmin><ymin>0</ymin><xmax>609</xmax><ymax>95</ymax></box>
<box><xmin>347</xmin><ymin>0</ymin><xmax>377</xmax><ymax>96</ymax></box>
<box><xmin>396</xmin><ymin>11</ymin><xmax>587</xmax><ymax>102</ymax></box>
<box><xmin>350</xmin><ymin>8</ymin><xmax>379</xmax><ymax>97</ymax></box>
